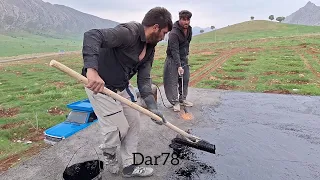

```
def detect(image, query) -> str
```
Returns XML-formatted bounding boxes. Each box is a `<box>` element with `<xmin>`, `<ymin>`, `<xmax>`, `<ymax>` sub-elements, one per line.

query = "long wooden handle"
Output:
<box><xmin>49</xmin><ymin>60</ymin><xmax>200</xmax><ymax>142</ymax></box>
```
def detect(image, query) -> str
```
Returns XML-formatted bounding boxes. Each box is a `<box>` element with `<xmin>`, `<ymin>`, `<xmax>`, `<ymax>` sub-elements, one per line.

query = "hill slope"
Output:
<box><xmin>284</xmin><ymin>1</ymin><xmax>320</xmax><ymax>26</ymax></box>
<box><xmin>192</xmin><ymin>26</ymin><xmax>214</xmax><ymax>36</ymax></box>
<box><xmin>192</xmin><ymin>20</ymin><xmax>320</xmax><ymax>43</ymax></box>
<box><xmin>0</xmin><ymin>33</ymin><xmax>83</xmax><ymax>57</ymax></box>
<box><xmin>0</xmin><ymin>0</ymin><xmax>119</xmax><ymax>38</ymax></box>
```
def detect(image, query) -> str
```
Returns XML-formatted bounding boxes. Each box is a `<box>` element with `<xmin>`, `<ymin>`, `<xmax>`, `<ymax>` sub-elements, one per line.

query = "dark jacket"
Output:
<box><xmin>166</xmin><ymin>21</ymin><xmax>192</xmax><ymax>67</ymax></box>
<box><xmin>81</xmin><ymin>22</ymin><xmax>156</xmax><ymax>99</ymax></box>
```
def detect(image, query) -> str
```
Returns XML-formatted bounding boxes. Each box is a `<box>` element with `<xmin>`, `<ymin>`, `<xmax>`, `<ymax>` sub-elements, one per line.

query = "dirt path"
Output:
<box><xmin>189</xmin><ymin>48</ymin><xmax>242</xmax><ymax>87</ymax></box>
<box><xmin>0</xmin><ymin>143</ymin><xmax>49</xmax><ymax>172</ymax></box>
<box><xmin>296</xmin><ymin>50</ymin><xmax>320</xmax><ymax>79</ymax></box>
<box><xmin>308</xmin><ymin>46</ymin><xmax>320</xmax><ymax>54</ymax></box>
<box><xmin>0</xmin><ymin>51</ymin><xmax>80</xmax><ymax>63</ymax></box>
<box><xmin>189</xmin><ymin>47</ymin><xmax>262</xmax><ymax>87</ymax></box>
<box><xmin>307</xmin><ymin>46</ymin><xmax>320</xmax><ymax>65</ymax></box>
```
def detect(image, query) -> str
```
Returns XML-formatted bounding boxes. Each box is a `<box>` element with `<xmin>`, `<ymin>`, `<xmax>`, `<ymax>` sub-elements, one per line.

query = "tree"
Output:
<box><xmin>269</xmin><ymin>15</ymin><xmax>274</xmax><ymax>21</ymax></box>
<box><xmin>282</xmin><ymin>17</ymin><xmax>286</xmax><ymax>22</ymax></box>
<box><xmin>200</xmin><ymin>29</ymin><xmax>204</xmax><ymax>33</ymax></box>
<box><xmin>276</xmin><ymin>16</ymin><xmax>285</xmax><ymax>23</ymax></box>
<box><xmin>251</xmin><ymin>16</ymin><xmax>254</xmax><ymax>20</ymax></box>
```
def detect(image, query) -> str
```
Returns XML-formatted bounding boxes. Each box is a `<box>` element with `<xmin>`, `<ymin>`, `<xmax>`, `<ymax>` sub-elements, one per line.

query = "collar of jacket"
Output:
<box><xmin>122</xmin><ymin>21</ymin><xmax>147</xmax><ymax>42</ymax></box>
<box><xmin>129</xmin><ymin>21</ymin><xmax>146</xmax><ymax>42</ymax></box>
<box><xmin>137</xmin><ymin>23</ymin><xmax>146</xmax><ymax>42</ymax></box>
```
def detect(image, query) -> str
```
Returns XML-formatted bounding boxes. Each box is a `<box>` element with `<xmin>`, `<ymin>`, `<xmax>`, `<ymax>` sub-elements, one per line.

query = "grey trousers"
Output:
<box><xmin>163</xmin><ymin>56</ymin><xmax>190</xmax><ymax>105</ymax></box>
<box><xmin>84</xmin><ymin>84</ymin><xmax>141</xmax><ymax>167</ymax></box>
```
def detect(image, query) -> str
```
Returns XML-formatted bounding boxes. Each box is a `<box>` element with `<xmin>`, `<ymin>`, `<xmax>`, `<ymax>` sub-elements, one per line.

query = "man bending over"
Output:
<box><xmin>81</xmin><ymin>7</ymin><xmax>172</xmax><ymax>178</ymax></box>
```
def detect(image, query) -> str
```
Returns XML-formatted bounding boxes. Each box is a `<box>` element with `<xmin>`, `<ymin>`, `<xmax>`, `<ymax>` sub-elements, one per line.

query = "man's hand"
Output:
<box><xmin>178</xmin><ymin>66</ymin><xmax>184</xmax><ymax>76</ymax></box>
<box><xmin>150</xmin><ymin>109</ymin><xmax>166</xmax><ymax>125</ymax></box>
<box><xmin>86</xmin><ymin>68</ymin><xmax>105</xmax><ymax>94</ymax></box>
<box><xmin>143</xmin><ymin>95</ymin><xmax>166</xmax><ymax>125</ymax></box>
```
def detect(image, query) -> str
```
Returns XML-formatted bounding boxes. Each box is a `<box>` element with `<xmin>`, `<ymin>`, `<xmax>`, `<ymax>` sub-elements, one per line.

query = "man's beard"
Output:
<box><xmin>147</xmin><ymin>31</ymin><xmax>161</xmax><ymax>45</ymax></box>
<box><xmin>183</xmin><ymin>24</ymin><xmax>189</xmax><ymax>29</ymax></box>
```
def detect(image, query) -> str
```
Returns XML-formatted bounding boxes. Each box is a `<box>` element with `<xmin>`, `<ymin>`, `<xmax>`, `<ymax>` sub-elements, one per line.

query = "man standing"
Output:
<box><xmin>163</xmin><ymin>10</ymin><xmax>193</xmax><ymax>112</ymax></box>
<box><xmin>81</xmin><ymin>7</ymin><xmax>172</xmax><ymax>177</ymax></box>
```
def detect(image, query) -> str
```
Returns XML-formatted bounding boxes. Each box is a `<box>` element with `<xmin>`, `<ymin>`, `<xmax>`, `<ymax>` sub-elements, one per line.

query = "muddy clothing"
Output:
<box><xmin>81</xmin><ymin>21</ymin><xmax>156</xmax><ymax>100</ymax></box>
<box><xmin>164</xmin><ymin>21</ymin><xmax>192</xmax><ymax>105</ymax></box>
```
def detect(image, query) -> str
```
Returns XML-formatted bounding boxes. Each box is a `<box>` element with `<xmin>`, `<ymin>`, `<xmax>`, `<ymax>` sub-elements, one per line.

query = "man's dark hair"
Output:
<box><xmin>179</xmin><ymin>10</ymin><xmax>192</xmax><ymax>20</ymax></box>
<box><xmin>142</xmin><ymin>7</ymin><xmax>173</xmax><ymax>31</ymax></box>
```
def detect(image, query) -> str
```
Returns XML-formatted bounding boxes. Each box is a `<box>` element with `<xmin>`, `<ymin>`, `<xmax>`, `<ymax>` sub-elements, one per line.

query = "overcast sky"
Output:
<box><xmin>43</xmin><ymin>0</ymin><xmax>320</xmax><ymax>28</ymax></box>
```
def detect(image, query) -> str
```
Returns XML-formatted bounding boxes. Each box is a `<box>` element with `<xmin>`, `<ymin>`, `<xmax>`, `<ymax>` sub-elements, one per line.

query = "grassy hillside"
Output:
<box><xmin>184</xmin><ymin>20</ymin><xmax>320</xmax><ymax>95</ymax></box>
<box><xmin>192</xmin><ymin>20</ymin><xmax>320</xmax><ymax>43</ymax></box>
<box><xmin>0</xmin><ymin>33</ymin><xmax>82</xmax><ymax>58</ymax></box>
<box><xmin>2</xmin><ymin>20</ymin><xmax>320</xmax><ymax>58</ymax></box>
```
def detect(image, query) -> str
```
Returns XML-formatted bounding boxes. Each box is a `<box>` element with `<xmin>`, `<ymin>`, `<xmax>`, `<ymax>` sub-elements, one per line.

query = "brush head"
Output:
<box><xmin>171</xmin><ymin>137</ymin><xmax>216</xmax><ymax>154</ymax></box>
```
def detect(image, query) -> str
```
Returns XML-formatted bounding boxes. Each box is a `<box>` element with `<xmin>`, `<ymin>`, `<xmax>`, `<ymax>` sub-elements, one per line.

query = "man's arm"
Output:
<box><xmin>137</xmin><ymin>50</ymin><xmax>166</xmax><ymax>125</ymax></box>
<box><xmin>168</xmin><ymin>33</ymin><xmax>181</xmax><ymax>67</ymax></box>
<box><xmin>137</xmin><ymin>50</ymin><xmax>155</xmax><ymax>100</ymax></box>
<box><xmin>82</xmin><ymin>26</ymin><xmax>132</xmax><ymax>71</ymax></box>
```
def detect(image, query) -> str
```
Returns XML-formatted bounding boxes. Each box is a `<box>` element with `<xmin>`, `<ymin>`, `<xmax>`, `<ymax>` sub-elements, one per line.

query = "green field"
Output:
<box><xmin>1</xmin><ymin>20</ymin><xmax>320</xmax><ymax>171</ymax></box>
<box><xmin>0</xmin><ymin>33</ymin><xmax>82</xmax><ymax>57</ymax></box>
<box><xmin>192</xmin><ymin>20</ymin><xmax>320</xmax><ymax>43</ymax></box>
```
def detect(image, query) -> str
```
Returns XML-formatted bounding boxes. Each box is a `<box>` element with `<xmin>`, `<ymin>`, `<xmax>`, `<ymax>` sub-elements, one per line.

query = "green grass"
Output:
<box><xmin>0</xmin><ymin>54</ymin><xmax>87</xmax><ymax>163</ymax></box>
<box><xmin>0</xmin><ymin>33</ymin><xmax>82</xmax><ymax>57</ymax></box>
<box><xmin>302</xmin><ymin>51</ymin><xmax>320</xmax><ymax>76</ymax></box>
<box><xmin>197</xmin><ymin>48</ymin><xmax>320</xmax><ymax>95</ymax></box>
<box><xmin>0</xmin><ymin>136</ymin><xmax>31</xmax><ymax>160</ymax></box>
<box><xmin>192</xmin><ymin>20</ymin><xmax>320</xmax><ymax>43</ymax></box>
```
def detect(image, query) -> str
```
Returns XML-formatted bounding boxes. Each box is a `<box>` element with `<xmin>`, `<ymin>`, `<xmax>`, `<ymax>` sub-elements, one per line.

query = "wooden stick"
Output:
<box><xmin>49</xmin><ymin>60</ymin><xmax>200</xmax><ymax>142</ymax></box>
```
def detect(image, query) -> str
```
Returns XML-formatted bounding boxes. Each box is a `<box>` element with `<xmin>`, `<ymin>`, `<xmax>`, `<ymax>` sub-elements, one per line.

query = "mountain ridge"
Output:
<box><xmin>0</xmin><ymin>0</ymin><xmax>119</xmax><ymax>38</ymax></box>
<box><xmin>284</xmin><ymin>1</ymin><xmax>320</xmax><ymax>26</ymax></box>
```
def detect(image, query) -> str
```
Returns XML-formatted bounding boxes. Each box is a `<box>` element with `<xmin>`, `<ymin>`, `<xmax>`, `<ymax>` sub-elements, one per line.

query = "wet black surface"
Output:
<box><xmin>167</xmin><ymin>91</ymin><xmax>320</xmax><ymax>180</ymax></box>
<box><xmin>169</xmin><ymin>137</ymin><xmax>217</xmax><ymax>180</ymax></box>
<box><xmin>63</xmin><ymin>160</ymin><xmax>104</xmax><ymax>180</ymax></box>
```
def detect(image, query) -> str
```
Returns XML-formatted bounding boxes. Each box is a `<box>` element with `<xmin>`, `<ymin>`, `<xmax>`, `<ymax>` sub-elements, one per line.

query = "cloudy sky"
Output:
<box><xmin>43</xmin><ymin>0</ymin><xmax>320</xmax><ymax>28</ymax></box>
